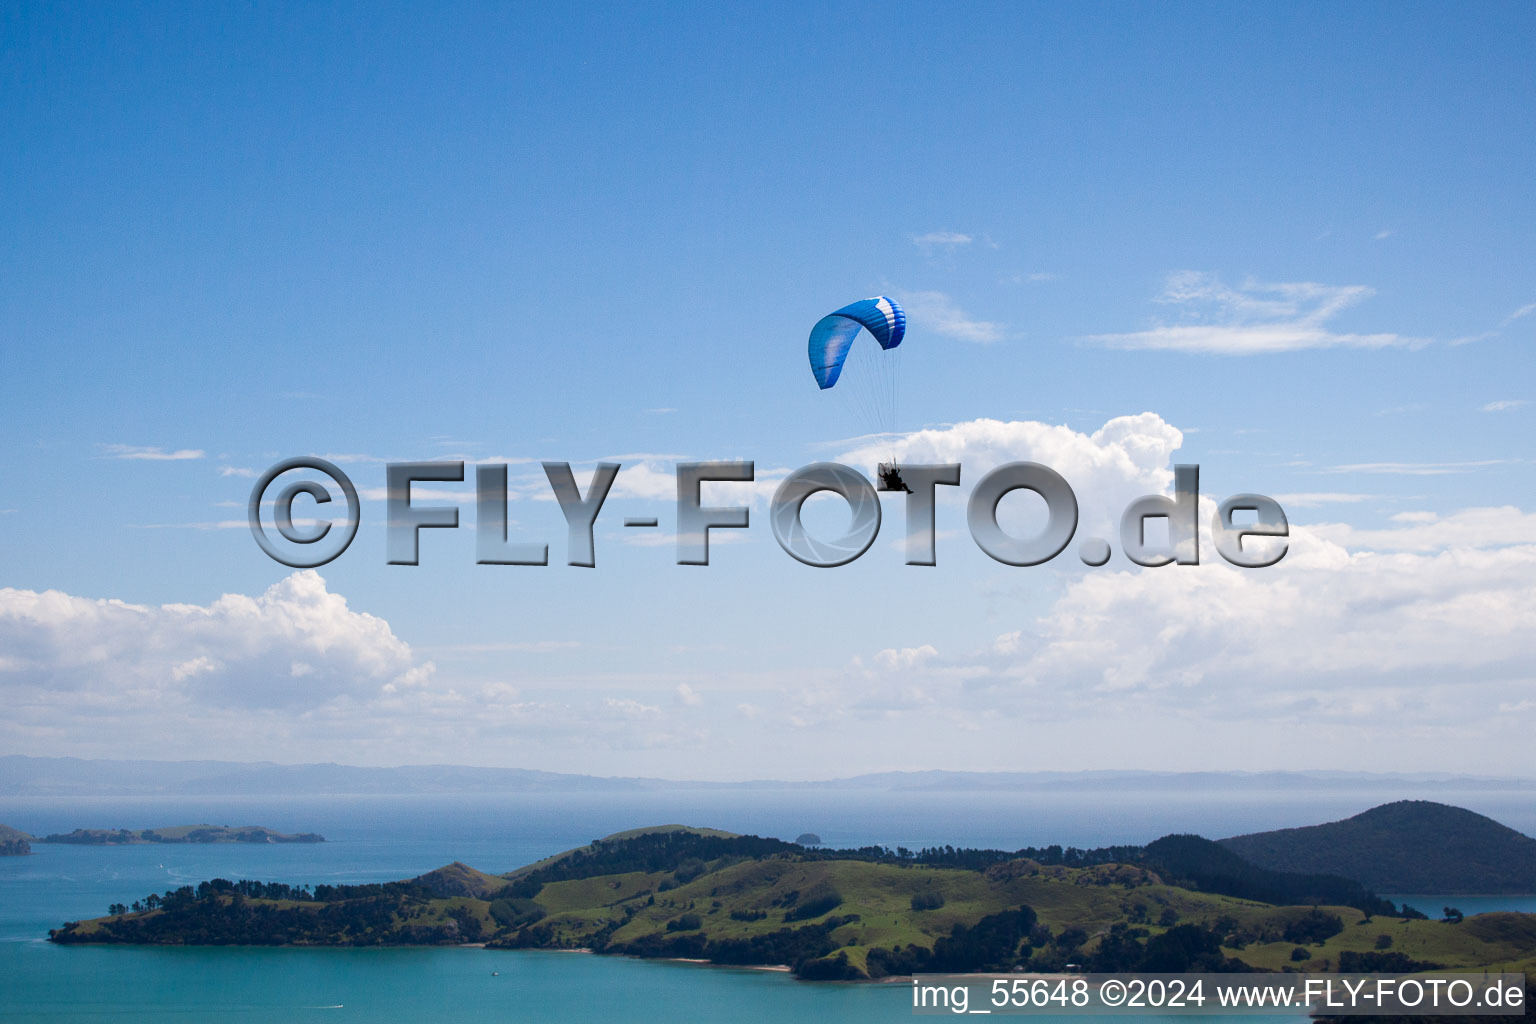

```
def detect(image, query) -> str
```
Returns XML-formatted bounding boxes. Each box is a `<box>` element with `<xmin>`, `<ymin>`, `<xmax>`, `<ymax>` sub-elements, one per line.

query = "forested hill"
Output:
<box><xmin>1141</xmin><ymin>835</ymin><xmax>1398</xmax><ymax>916</ymax></box>
<box><xmin>52</xmin><ymin>822</ymin><xmax>1536</xmax><ymax>979</ymax></box>
<box><xmin>1221</xmin><ymin>802</ymin><xmax>1536</xmax><ymax>895</ymax></box>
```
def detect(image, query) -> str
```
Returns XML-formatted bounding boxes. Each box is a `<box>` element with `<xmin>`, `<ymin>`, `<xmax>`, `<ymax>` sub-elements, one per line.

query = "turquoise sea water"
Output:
<box><xmin>4</xmin><ymin>942</ymin><xmax>914</xmax><ymax>1023</ymax></box>
<box><xmin>1386</xmin><ymin>894</ymin><xmax>1536</xmax><ymax>917</ymax></box>
<box><xmin>3</xmin><ymin>790</ymin><xmax>1532</xmax><ymax>1022</ymax></box>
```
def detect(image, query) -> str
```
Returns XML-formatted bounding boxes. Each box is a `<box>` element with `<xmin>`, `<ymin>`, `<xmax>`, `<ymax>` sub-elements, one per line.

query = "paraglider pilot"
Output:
<box><xmin>877</xmin><ymin>462</ymin><xmax>911</xmax><ymax>493</ymax></box>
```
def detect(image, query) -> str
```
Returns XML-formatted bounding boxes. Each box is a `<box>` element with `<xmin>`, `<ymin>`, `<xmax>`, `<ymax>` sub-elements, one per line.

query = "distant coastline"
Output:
<box><xmin>31</xmin><ymin>824</ymin><xmax>323</xmax><ymax>846</ymax></box>
<box><xmin>5</xmin><ymin>754</ymin><xmax>1536</xmax><ymax>797</ymax></box>
<box><xmin>3</xmin><ymin>821</ymin><xmax>328</xmax><ymax>853</ymax></box>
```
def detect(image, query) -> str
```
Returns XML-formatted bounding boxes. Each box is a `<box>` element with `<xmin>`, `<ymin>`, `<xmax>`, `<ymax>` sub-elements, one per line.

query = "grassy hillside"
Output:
<box><xmin>48</xmin><ymin>824</ymin><xmax>1536</xmax><ymax>980</ymax></box>
<box><xmin>1222</xmin><ymin>802</ymin><xmax>1536</xmax><ymax>894</ymax></box>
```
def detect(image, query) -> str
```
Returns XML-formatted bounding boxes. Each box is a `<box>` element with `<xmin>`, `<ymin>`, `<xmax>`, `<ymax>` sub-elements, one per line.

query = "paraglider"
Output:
<box><xmin>807</xmin><ymin>296</ymin><xmax>909</xmax><ymax>490</ymax></box>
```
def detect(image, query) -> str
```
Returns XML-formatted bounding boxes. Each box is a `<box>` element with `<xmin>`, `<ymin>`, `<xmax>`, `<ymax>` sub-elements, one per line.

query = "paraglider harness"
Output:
<box><xmin>877</xmin><ymin>462</ymin><xmax>911</xmax><ymax>493</ymax></box>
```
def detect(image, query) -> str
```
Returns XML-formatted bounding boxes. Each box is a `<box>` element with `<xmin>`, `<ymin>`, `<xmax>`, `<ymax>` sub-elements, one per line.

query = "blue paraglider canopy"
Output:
<box><xmin>807</xmin><ymin>296</ymin><xmax>906</xmax><ymax>390</ymax></box>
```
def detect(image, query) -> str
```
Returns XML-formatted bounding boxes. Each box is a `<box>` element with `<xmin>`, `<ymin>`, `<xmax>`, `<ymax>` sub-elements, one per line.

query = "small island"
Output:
<box><xmin>46</xmin><ymin>806</ymin><xmax>1536</xmax><ymax>981</ymax></box>
<box><xmin>0</xmin><ymin>823</ymin><xmax>32</xmax><ymax>856</ymax></box>
<box><xmin>37</xmin><ymin>824</ymin><xmax>324</xmax><ymax>845</ymax></box>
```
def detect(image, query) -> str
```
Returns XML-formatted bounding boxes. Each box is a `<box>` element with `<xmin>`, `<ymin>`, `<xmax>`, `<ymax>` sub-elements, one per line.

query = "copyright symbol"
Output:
<box><xmin>1100</xmin><ymin>979</ymin><xmax>1127</xmax><ymax>1007</ymax></box>
<box><xmin>248</xmin><ymin>457</ymin><xmax>360</xmax><ymax>568</ymax></box>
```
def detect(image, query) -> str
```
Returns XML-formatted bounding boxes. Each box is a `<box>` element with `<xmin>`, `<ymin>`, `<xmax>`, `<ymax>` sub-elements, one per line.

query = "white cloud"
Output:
<box><xmin>758</xmin><ymin>422</ymin><xmax>1536</xmax><ymax>756</ymax></box>
<box><xmin>1327</xmin><ymin>460</ymin><xmax>1507</xmax><ymax>475</ymax></box>
<box><xmin>838</xmin><ymin>413</ymin><xmax>1184</xmax><ymax>541</ymax></box>
<box><xmin>901</xmin><ymin>290</ymin><xmax>1005</xmax><ymax>344</ymax></box>
<box><xmin>799</xmin><ymin>507</ymin><xmax>1536</xmax><ymax>742</ymax></box>
<box><xmin>992</xmin><ymin>523</ymin><xmax>1536</xmax><ymax>720</ymax></box>
<box><xmin>911</xmin><ymin>232</ymin><xmax>979</xmax><ymax>262</ymax></box>
<box><xmin>104</xmin><ymin>444</ymin><xmax>206</xmax><ymax>461</ymax></box>
<box><xmin>991</xmin><ymin>631</ymin><xmax>1023</xmax><ymax>655</ymax></box>
<box><xmin>1499</xmin><ymin>303</ymin><xmax>1536</xmax><ymax>329</ymax></box>
<box><xmin>874</xmin><ymin>645</ymin><xmax>938</xmax><ymax>671</ymax></box>
<box><xmin>1450</xmin><ymin>301</ymin><xmax>1536</xmax><ymax>346</ymax></box>
<box><xmin>1374</xmin><ymin>229</ymin><xmax>1393</xmax><ymax>240</ymax></box>
<box><xmin>675</xmin><ymin>683</ymin><xmax>702</xmax><ymax>706</ymax></box>
<box><xmin>316</xmin><ymin>452</ymin><xmax>385</xmax><ymax>465</ymax></box>
<box><xmin>1087</xmin><ymin>271</ymin><xmax>1424</xmax><ymax>354</ymax></box>
<box><xmin>130</xmin><ymin>519</ymin><xmax>262</xmax><ymax>530</ymax></box>
<box><xmin>1308</xmin><ymin>506</ymin><xmax>1536</xmax><ymax>552</ymax></box>
<box><xmin>603</xmin><ymin>697</ymin><xmax>661</xmax><ymax>718</ymax></box>
<box><xmin>420</xmin><ymin>640</ymin><xmax>578</xmax><ymax>654</ymax></box>
<box><xmin>218</xmin><ymin>466</ymin><xmax>257</xmax><ymax>478</ymax></box>
<box><xmin>1482</xmin><ymin>399</ymin><xmax>1528</xmax><ymax>413</ymax></box>
<box><xmin>0</xmin><ymin>571</ymin><xmax>429</xmax><ymax>709</ymax></box>
<box><xmin>0</xmin><ymin>575</ymin><xmax>726</xmax><ymax>761</ymax></box>
<box><xmin>912</xmin><ymin>230</ymin><xmax>973</xmax><ymax>248</ymax></box>
<box><xmin>358</xmin><ymin>486</ymin><xmax>473</xmax><ymax>503</ymax></box>
<box><xmin>1271</xmin><ymin>492</ymin><xmax>1371</xmax><ymax>508</ymax></box>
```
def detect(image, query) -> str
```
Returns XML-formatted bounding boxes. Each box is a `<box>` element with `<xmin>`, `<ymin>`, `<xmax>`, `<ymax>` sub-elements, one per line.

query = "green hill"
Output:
<box><xmin>47</xmin><ymin>823</ymin><xmax>1536</xmax><ymax>979</ymax></box>
<box><xmin>415</xmin><ymin>861</ymin><xmax>513</xmax><ymax>899</ymax></box>
<box><xmin>1143</xmin><ymin>834</ymin><xmax>1397</xmax><ymax>913</ymax></box>
<box><xmin>1221</xmin><ymin>802</ymin><xmax>1536</xmax><ymax>895</ymax></box>
<box><xmin>0</xmin><ymin>823</ymin><xmax>31</xmax><ymax>856</ymax></box>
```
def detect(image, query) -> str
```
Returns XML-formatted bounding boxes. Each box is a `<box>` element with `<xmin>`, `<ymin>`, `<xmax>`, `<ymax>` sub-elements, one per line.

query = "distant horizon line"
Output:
<box><xmin>4</xmin><ymin>754</ymin><xmax>1535</xmax><ymax>792</ymax></box>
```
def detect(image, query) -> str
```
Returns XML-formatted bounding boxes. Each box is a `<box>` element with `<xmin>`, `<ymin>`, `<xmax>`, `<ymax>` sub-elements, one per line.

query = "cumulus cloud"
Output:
<box><xmin>1481</xmin><ymin>399</ymin><xmax>1527</xmax><ymax>413</ymax></box>
<box><xmin>761</xmin><ymin>418</ymin><xmax>1536</xmax><ymax>754</ymax></box>
<box><xmin>0</xmin><ymin>571</ymin><xmax>429</xmax><ymax>709</ymax></box>
<box><xmin>995</xmin><ymin>525</ymin><xmax>1536</xmax><ymax>721</ymax></box>
<box><xmin>874</xmin><ymin>645</ymin><xmax>938</xmax><ymax>671</ymax></box>
<box><xmin>1087</xmin><ymin>271</ymin><xmax>1425</xmax><ymax>354</ymax></box>
<box><xmin>817</xmin><ymin>501</ymin><xmax>1536</xmax><ymax>739</ymax></box>
<box><xmin>0</xmin><ymin>572</ymin><xmax>727</xmax><ymax>762</ymax></box>
<box><xmin>839</xmin><ymin>413</ymin><xmax>1185</xmax><ymax>542</ymax></box>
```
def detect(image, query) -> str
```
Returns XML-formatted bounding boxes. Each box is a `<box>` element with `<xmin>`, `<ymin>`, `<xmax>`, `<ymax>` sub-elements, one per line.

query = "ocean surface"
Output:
<box><xmin>3</xmin><ymin>788</ymin><xmax>1533</xmax><ymax>1022</ymax></box>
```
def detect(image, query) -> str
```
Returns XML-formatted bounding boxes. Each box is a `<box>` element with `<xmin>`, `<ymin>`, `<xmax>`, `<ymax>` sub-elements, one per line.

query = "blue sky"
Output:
<box><xmin>2</xmin><ymin>2</ymin><xmax>1533</xmax><ymax>778</ymax></box>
